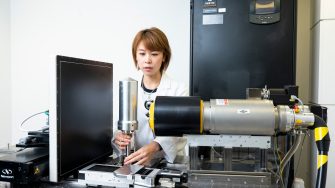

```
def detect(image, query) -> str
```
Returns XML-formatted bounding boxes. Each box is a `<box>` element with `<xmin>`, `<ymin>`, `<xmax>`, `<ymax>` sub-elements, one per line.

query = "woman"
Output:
<box><xmin>113</xmin><ymin>27</ymin><xmax>188</xmax><ymax>165</ymax></box>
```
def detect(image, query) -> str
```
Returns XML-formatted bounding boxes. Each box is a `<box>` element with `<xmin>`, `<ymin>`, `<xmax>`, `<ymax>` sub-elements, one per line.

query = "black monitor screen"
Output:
<box><xmin>56</xmin><ymin>55</ymin><xmax>113</xmax><ymax>179</ymax></box>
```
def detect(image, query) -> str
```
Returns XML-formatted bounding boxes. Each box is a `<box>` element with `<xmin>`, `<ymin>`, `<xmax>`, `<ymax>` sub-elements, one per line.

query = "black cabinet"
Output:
<box><xmin>190</xmin><ymin>0</ymin><xmax>296</xmax><ymax>100</ymax></box>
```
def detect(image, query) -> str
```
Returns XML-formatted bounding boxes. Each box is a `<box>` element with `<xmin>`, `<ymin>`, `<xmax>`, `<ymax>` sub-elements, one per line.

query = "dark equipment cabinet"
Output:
<box><xmin>190</xmin><ymin>0</ymin><xmax>297</xmax><ymax>100</ymax></box>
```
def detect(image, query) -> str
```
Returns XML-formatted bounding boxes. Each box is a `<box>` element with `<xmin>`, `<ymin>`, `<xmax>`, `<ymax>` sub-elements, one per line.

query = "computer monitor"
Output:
<box><xmin>49</xmin><ymin>55</ymin><xmax>113</xmax><ymax>182</ymax></box>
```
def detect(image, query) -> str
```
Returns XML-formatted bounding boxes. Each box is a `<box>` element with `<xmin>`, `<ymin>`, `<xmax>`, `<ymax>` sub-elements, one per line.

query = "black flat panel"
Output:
<box><xmin>56</xmin><ymin>55</ymin><xmax>113</xmax><ymax>179</ymax></box>
<box><xmin>190</xmin><ymin>0</ymin><xmax>296</xmax><ymax>100</ymax></box>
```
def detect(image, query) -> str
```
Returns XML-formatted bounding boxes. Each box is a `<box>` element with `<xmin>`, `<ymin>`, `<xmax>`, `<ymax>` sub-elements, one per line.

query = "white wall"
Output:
<box><xmin>10</xmin><ymin>0</ymin><xmax>190</xmax><ymax>143</ymax></box>
<box><xmin>0</xmin><ymin>0</ymin><xmax>11</xmax><ymax>148</ymax></box>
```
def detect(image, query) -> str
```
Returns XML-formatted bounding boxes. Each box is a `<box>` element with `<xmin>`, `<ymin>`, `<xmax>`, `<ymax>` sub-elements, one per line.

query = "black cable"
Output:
<box><xmin>16</xmin><ymin>147</ymin><xmax>27</xmax><ymax>152</ymax></box>
<box><xmin>161</xmin><ymin>167</ymin><xmax>182</xmax><ymax>172</ymax></box>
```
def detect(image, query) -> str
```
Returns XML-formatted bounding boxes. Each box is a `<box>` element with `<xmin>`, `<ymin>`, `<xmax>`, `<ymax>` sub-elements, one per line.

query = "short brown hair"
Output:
<box><xmin>132</xmin><ymin>27</ymin><xmax>171</xmax><ymax>73</ymax></box>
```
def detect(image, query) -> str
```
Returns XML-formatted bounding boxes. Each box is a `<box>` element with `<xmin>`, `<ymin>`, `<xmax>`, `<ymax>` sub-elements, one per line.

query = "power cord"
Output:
<box><xmin>274</xmin><ymin>135</ymin><xmax>285</xmax><ymax>187</ymax></box>
<box><xmin>19</xmin><ymin>110</ymin><xmax>49</xmax><ymax>132</ymax></box>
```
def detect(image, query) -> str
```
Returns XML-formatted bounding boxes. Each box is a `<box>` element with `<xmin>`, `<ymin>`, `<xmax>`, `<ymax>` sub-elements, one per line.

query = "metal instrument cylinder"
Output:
<box><xmin>149</xmin><ymin>96</ymin><xmax>316</xmax><ymax>136</ymax></box>
<box><xmin>277</xmin><ymin>105</ymin><xmax>295</xmax><ymax>132</ymax></box>
<box><xmin>294</xmin><ymin>105</ymin><xmax>315</xmax><ymax>128</ymax></box>
<box><xmin>117</xmin><ymin>78</ymin><xmax>138</xmax><ymax>157</ymax></box>
<box><xmin>203</xmin><ymin>99</ymin><xmax>276</xmax><ymax>135</ymax></box>
<box><xmin>118</xmin><ymin>78</ymin><xmax>138</xmax><ymax>132</ymax></box>
<box><xmin>150</xmin><ymin>96</ymin><xmax>202</xmax><ymax>136</ymax></box>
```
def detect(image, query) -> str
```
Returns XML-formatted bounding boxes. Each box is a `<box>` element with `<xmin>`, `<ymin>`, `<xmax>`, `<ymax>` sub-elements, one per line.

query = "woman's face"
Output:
<box><xmin>136</xmin><ymin>41</ymin><xmax>164</xmax><ymax>77</ymax></box>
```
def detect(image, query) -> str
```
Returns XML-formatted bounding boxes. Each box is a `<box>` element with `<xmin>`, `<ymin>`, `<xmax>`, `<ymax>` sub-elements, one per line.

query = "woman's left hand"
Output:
<box><xmin>124</xmin><ymin>141</ymin><xmax>161</xmax><ymax>166</ymax></box>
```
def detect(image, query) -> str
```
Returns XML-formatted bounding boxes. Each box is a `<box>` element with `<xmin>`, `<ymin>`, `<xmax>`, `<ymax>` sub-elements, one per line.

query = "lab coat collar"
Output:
<box><xmin>136</xmin><ymin>72</ymin><xmax>172</xmax><ymax>90</ymax></box>
<box><xmin>158</xmin><ymin>72</ymin><xmax>172</xmax><ymax>89</ymax></box>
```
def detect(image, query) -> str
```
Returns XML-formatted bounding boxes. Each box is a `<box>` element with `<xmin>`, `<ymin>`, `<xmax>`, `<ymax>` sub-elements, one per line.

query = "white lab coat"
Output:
<box><xmin>113</xmin><ymin>73</ymin><xmax>188</xmax><ymax>163</ymax></box>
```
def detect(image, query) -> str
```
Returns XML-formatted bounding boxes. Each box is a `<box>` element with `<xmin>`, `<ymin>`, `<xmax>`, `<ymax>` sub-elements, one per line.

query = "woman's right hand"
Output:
<box><xmin>113</xmin><ymin>131</ymin><xmax>131</xmax><ymax>150</ymax></box>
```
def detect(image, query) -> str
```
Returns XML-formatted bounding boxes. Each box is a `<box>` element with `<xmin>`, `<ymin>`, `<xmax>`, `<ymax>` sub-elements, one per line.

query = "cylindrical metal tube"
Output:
<box><xmin>150</xmin><ymin>96</ymin><xmax>202</xmax><ymax>136</ymax></box>
<box><xmin>118</xmin><ymin>78</ymin><xmax>138</xmax><ymax>132</ymax></box>
<box><xmin>277</xmin><ymin>105</ymin><xmax>295</xmax><ymax>132</ymax></box>
<box><xmin>280</xmin><ymin>132</ymin><xmax>303</xmax><ymax>175</ymax></box>
<box><xmin>149</xmin><ymin>97</ymin><xmax>316</xmax><ymax>136</ymax></box>
<box><xmin>204</xmin><ymin>99</ymin><xmax>276</xmax><ymax>135</ymax></box>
